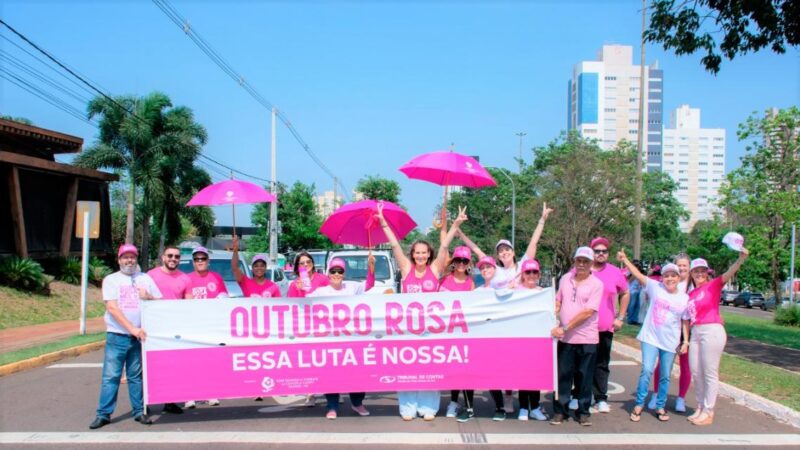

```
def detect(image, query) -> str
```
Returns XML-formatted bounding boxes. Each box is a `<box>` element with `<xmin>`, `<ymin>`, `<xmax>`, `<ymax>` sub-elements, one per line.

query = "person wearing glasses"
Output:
<box><xmin>307</xmin><ymin>256</ymin><xmax>375</xmax><ymax>419</ymax></box>
<box><xmin>287</xmin><ymin>251</ymin><xmax>329</xmax><ymax>298</ymax></box>
<box><xmin>514</xmin><ymin>258</ymin><xmax>549</xmax><ymax>422</ymax></box>
<box><xmin>231</xmin><ymin>237</ymin><xmax>281</xmax><ymax>298</ymax></box>
<box><xmin>183</xmin><ymin>246</ymin><xmax>227</xmax><ymax>409</ymax></box>
<box><xmin>549</xmin><ymin>246</ymin><xmax>603</xmax><ymax>426</ymax></box>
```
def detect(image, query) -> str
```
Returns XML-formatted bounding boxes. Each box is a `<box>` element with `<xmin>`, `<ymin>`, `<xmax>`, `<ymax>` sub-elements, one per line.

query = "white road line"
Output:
<box><xmin>1</xmin><ymin>432</ymin><xmax>798</xmax><ymax>446</ymax></box>
<box><xmin>609</xmin><ymin>360</ymin><xmax>637</xmax><ymax>366</ymax></box>
<box><xmin>47</xmin><ymin>363</ymin><xmax>103</xmax><ymax>368</ymax></box>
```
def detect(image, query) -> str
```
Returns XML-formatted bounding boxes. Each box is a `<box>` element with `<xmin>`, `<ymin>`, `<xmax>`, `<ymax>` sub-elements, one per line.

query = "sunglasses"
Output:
<box><xmin>453</xmin><ymin>258</ymin><xmax>470</xmax><ymax>265</ymax></box>
<box><xmin>193</xmin><ymin>257</ymin><xmax>208</xmax><ymax>262</ymax></box>
<box><xmin>593</xmin><ymin>249</ymin><xmax>609</xmax><ymax>255</ymax></box>
<box><xmin>523</xmin><ymin>270</ymin><xmax>540</xmax><ymax>275</ymax></box>
<box><xmin>329</xmin><ymin>268</ymin><xmax>345</xmax><ymax>275</ymax></box>
<box><xmin>165</xmin><ymin>254</ymin><xmax>181</xmax><ymax>259</ymax></box>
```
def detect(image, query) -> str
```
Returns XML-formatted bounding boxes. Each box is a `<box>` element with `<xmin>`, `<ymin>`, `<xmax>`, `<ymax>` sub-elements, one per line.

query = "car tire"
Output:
<box><xmin>760</xmin><ymin>305</ymin><xmax>767</xmax><ymax>311</ymax></box>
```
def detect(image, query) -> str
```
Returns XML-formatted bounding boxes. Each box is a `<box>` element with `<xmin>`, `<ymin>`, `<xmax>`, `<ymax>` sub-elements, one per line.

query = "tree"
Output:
<box><xmin>354</xmin><ymin>175</ymin><xmax>402</xmax><ymax>204</ymax></box>
<box><xmin>645</xmin><ymin>0</ymin><xmax>800</xmax><ymax>74</ymax></box>
<box><xmin>1</xmin><ymin>115</ymin><xmax>33</xmax><ymax>125</ymax></box>
<box><xmin>719</xmin><ymin>107</ymin><xmax>800</xmax><ymax>297</ymax></box>
<box><xmin>249</xmin><ymin>181</ymin><xmax>329</xmax><ymax>253</ymax></box>
<box><xmin>640</xmin><ymin>170</ymin><xmax>690</xmax><ymax>262</ymax></box>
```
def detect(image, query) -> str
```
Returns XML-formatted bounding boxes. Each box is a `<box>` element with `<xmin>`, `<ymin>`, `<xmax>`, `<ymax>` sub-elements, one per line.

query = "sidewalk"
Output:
<box><xmin>725</xmin><ymin>335</ymin><xmax>800</xmax><ymax>373</ymax></box>
<box><xmin>0</xmin><ymin>317</ymin><xmax>106</xmax><ymax>354</ymax></box>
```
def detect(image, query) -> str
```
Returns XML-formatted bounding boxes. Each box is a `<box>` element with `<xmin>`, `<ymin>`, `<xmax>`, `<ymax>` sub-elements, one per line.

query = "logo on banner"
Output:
<box><xmin>379</xmin><ymin>376</ymin><xmax>396</xmax><ymax>384</ymax></box>
<box><xmin>261</xmin><ymin>377</ymin><xmax>276</xmax><ymax>393</ymax></box>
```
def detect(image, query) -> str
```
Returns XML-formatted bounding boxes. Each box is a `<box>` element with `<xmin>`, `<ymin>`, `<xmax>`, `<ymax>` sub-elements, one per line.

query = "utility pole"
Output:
<box><xmin>515</xmin><ymin>132</ymin><xmax>527</xmax><ymax>172</ymax></box>
<box><xmin>491</xmin><ymin>167</ymin><xmax>516</xmax><ymax>249</ymax></box>
<box><xmin>633</xmin><ymin>0</ymin><xmax>647</xmax><ymax>260</ymax></box>
<box><xmin>269</xmin><ymin>107</ymin><xmax>278</xmax><ymax>263</ymax></box>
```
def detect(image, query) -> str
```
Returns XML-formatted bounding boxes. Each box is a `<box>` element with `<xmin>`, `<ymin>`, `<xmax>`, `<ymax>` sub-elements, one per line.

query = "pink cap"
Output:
<box><xmin>251</xmin><ymin>254</ymin><xmax>269</xmax><ymax>266</ymax></box>
<box><xmin>118</xmin><ymin>244</ymin><xmax>138</xmax><ymax>257</ymax></box>
<box><xmin>328</xmin><ymin>258</ymin><xmax>346</xmax><ymax>271</ymax></box>
<box><xmin>476</xmin><ymin>256</ymin><xmax>496</xmax><ymax>269</ymax></box>
<box><xmin>661</xmin><ymin>263</ymin><xmax>680</xmax><ymax>276</ymax></box>
<box><xmin>521</xmin><ymin>259</ymin><xmax>540</xmax><ymax>272</ymax></box>
<box><xmin>590</xmin><ymin>237</ymin><xmax>610</xmax><ymax>249</ymax></box>
<box><xmin>453</xmin><ymin>246</ymin><xmax>471</xmax><ymax>260</ymax></box>
<box><xmin>574</xmin><ymin>246</ymin><xmax>594</xmax><ymax>260</ymax></box>
<box><xmin>192</xmin><ymin>246</ymin><xmax>209</xmax><ymax>256</ymax></box>
<box><xmin>690</xmin><ymin>258</ymin><xmax>709</xmax><ymax>270</ymax></box>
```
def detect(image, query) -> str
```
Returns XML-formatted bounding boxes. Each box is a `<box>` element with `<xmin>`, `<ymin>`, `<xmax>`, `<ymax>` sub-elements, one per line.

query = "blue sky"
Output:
<box><xmin>2</xmin><ymin>1</ymin><xmax>798</xmax><ymax>228</ymax></box>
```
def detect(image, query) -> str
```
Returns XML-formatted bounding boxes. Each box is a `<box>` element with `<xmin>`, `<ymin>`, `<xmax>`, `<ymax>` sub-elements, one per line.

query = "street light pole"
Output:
<box><xmin>633</xmin><ymin>0</ymin><xmax>647</xmax><ymax>260</ymax></box>
<box><xmin>491</xmin><ymin>167</ymin><xmax>516</xmax><ymax>249</ymax></box>
<box><xmin>515</xmin><ymin>132</ymin><xmax>527</xmax><ymax>172</ymax></box>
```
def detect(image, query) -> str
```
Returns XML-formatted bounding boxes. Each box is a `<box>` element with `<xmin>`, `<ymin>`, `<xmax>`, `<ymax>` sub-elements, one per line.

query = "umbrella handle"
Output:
<box><xmin>231</xmin><ymin>203</ymin><xmax>237</xmax><ymax>244</ymax></box>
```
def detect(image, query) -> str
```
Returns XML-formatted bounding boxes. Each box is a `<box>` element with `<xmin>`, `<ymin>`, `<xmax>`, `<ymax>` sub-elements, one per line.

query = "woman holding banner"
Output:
<box><xmin>307</xmin><ymin>256</ymin><xmax>375</xmax><ymax>419</ymax></box>
<box><xmin>377</xmin><ymin>203</ymin><xmax>466</xmax><ymax>421</ymax></box>
<box><xmin>514</xmin><ymin>259</ymin><xmax>549</xmax><ymax>422</ymax></box>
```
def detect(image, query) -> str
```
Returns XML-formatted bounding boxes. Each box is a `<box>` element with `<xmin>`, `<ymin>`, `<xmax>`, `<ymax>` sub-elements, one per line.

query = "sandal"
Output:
<box><xmin>657</xmin><ymin>409</ymin><xmax>670</xmax><ymax>422</ymax></box>
<box><xmin>630</xmin><ymin>406</ymin><xmax>643</xmax><ymax>422</ymax></box>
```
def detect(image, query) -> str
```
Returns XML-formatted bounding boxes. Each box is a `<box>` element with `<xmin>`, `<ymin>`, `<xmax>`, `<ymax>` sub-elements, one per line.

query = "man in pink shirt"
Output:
<box><xmin>186</xmin><ymin>247</ymin><xmax>228</xmax><ymax>299</ymax></box>
<box><xmin>551</xmin><ymin>246</ymin><xmax>603</xmax><ymax>426</ymax></box>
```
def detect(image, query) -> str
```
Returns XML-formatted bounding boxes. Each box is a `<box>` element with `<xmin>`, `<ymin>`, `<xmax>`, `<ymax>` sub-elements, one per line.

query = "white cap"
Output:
<box><xmin>574</xmin><ymin>246</ymin><xmax>594</xmax><ymax>260</ymax></box>
<box><xmin>661</xmin><ymin>263</ymin><xmax>680</xmax><ymax>276</ymax></box>
<box><xmin>690</xmin><ymin>258</ymin><xmax>709</xmax><ymax>270</ymax></box>
<box><xmin>722</xmin><ymin>232</ymin><xmax>745</xmax><ymax>252</ymax></box>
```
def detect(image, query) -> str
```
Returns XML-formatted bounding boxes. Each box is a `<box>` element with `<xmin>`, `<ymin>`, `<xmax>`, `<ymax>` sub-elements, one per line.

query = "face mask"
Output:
<box><xmin>120</xmin><ymin>265</ymin><xmax>136</xmax><ymax>276</ymax></box>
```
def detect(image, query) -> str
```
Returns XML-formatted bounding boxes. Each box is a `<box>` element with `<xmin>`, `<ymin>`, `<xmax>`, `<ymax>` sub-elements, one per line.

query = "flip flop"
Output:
<box><xmin>657</xmin><ymin>409</ymin><xmax>670</xmax><ymax>422</ymax></box>
<box><xmin>630</xmin><ymin>406</ymin><xmax>642</xmax><ymax>422</ymax></box>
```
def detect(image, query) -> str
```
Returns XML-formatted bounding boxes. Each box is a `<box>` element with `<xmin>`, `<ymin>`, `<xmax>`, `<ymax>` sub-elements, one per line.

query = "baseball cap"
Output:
<box><xmin>690</xmin><ymin>258</ymin><xmax>709</xmax><ymax>270</ymax></box>
<box><xmin>661</xmin><ymin>263</ymin><xmax>680</xmax><ymax>276</ymax></box>
<box><xmin>722</xmin><ymin>232</ymin><xmax>745</xmax><ymax>252</ymax></box>
<box><xmin>453</xmin><ymin>246</ymin><xmax>471</xmax><ymax>260</ymax></box>
<box><xmin>521</xmin><ymin>259</ymin><xmax>541</xmax><ymax>272</ymax></box>
<box><xmin>118</xmin><ymin>244</ymin><xmax>138</xmax><ymax>257</ymax></box>
<box><xmin>495</xmin><ymin>239</ymin><xmax>513</xmax><ymax>252</ymax></box>
<box><xmin>192</xmin><ymin>246</ymin><xmax>209</xmax><ymax>257</ymax></box>
<box><xmin>574</xmin><ymin>246</ymin><xmax>594</xmax><ymax>260</ymax></box>
<box><xmin>251</xmin><ymin>254</ymin><xmax>269</xmax><ymax>266</ymax></box>
<box><xmin>476</xmin><ymin>256</ymin><xmax>496</xmax><ymax>269</ymax></box>
<box><xmin>328</xmin><ymin>258</ymin><xmax>346</xmax><ymax>271</ymax></box>
<box><xmin>590</xmin><ymin>237</ymin><xmax>610</xmax><ymax>248</ymax></box>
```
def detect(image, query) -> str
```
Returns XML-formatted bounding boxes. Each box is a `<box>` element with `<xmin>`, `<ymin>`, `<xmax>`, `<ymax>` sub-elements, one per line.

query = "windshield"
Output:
<box><xmin>336</xmin><ymin>255</ymin><xmax>391</xmax><ymax>281</ymax></box>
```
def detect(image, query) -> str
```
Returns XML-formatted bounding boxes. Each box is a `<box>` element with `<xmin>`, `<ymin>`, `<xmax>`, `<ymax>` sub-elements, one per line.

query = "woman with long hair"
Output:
<box><xmin>514</xmin><ymin>259</ymin><xmax>549</xmax><ymax>422</ymax></box>
<box><xmin>287</xmin><ymin>251</ymin><xmax>329</xmax><ymax>297</ymax></box>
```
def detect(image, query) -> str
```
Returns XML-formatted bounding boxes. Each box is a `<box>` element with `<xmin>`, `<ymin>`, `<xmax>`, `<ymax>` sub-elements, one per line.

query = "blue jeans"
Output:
<box><xmin>635</xmin><ymin>341</ymin><xmax>675</xmax><ymax>410</ymax></box>
<box><xmin>95</xmin><ymin>332</ymin><xmax>144</xmax><ymax>419</ymax></box>
<box><xmin>398</xmin><ymin>391</ymin><xmax>440</xmax><ymax>417</ymax></box>
<box><xmin>627</xmin><ymin>288</ymin><xmax>641</xmax><ymax>324</ymax></box>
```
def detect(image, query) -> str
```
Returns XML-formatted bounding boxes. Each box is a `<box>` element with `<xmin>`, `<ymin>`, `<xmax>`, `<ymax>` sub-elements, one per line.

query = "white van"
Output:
<box><xmin>327</xmin><ymin>249</ymin><xmax>399</xmax><ymax>294</ymax></box>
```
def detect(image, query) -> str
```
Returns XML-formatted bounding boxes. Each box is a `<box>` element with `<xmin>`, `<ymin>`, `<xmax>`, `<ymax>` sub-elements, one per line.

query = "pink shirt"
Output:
<box><xmin>287</xmin><ymin>272</ymin><xmax>330</xmax><ymax>298</ymax></box>
<box><xmin>591</xmin><ymin>263</ymin><xmax>629</xmax><ymax>332</ymax></box>
<box><xmin>238</xmin><ymin>276</ymin><xmax>281</xmax><ymax>298</ymax></box>
<box><xmin>438</xmin><ymin>274</ymin><xmax>475</xmax><ymax>292</ymax></box>
<box><xmin>186</xmin><ymin>271</ymin><xmax>228</xmax><ymax>299</ymax></box>
<box><xmin>556</xmin><ymin>272</ymin><xmax>603</xmax><ymax>344</ymax></box>
<box><xmin>402</xmin><ymin>266</ymin><xmax>439</xmax><ymax>293</ymax></box>
<box><xmin>147</xmin><ymin>267</ymin><xmax>192</xmax><ymax>300</ymax></box>
<box><xmin>687</xmin><ymin>277</ymin><xmax>724</xmax><ymax>326</ymax></box>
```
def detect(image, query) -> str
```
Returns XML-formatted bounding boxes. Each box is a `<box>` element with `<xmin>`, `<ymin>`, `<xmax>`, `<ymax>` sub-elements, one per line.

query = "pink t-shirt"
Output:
<box><xmin>687</xmin><ymin>277</ymin><xmax>724</xmax><ymax>325</ymax></box>
<box><xmin>147</xmin><ymin>267</ymin><xmax>192</xmax><ymax>300</ymax></box>
<box><xmin>556</xmin><ymin>272</ymin><xmax>603</xmax><ymax>344</ymax></box>
<box><xmin>239</xmin><ymin>276</ymin><xmax>281</xmax><ymax>298</ymax></box>
<box><xmin>287</xmin><ymin>272</ymin><xmax>330</xmax><ymax>298</ymax></box>
<box><xmin>591</xmin><ymin>263</ymin><xmax>629</xmax><ymax>332</ymax></box>
<box><xmin>186</xmin><ymin>271</ymin><xmax>228</xmax><ymax>299</ymax></box>
<box><xmin>402</xmin><ymin>266</ymin><xmax>439</xmax><ymax>293</ymax></box>
<box><xmin>438</xmin><ymin>274</ymin><xmax>475</xmax><ymax>292</ymax></box>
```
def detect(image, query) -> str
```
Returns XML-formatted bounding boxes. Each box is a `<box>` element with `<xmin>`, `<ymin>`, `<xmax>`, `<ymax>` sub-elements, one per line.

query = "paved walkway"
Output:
<box><xmin>725</xmin><ymin>336</ymin><xmax>800</xmax><ymax>372</ymax></box>
<box><xmin>0</xmin><ymin>317</ymin><xmax>106</xmax><ymax>353</ymax></box>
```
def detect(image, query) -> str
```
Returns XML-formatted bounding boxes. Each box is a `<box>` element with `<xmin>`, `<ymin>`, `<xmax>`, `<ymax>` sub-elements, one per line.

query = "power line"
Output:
<box><xmin>151</xmin><ymin>0</ymin><xmax>350</xmax><ymax>200</ymax></box>
<box><xmin>0</xmin><ymin>69</ymin><xmax>94</xmax><ymax>125</ymax></box>
<box><xmin>0</xmin><ymin>49</ymin><xmax>92</xmax><ymax>104</ymax></box>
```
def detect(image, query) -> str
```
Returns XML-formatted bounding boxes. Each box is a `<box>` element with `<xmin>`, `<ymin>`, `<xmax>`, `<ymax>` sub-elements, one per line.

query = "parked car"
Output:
<box><xmin>721</xmin><ymin>290</ymin><xmax>739</xmax><ymax>306</ymax></box>
<box><xmin>178</xmin><ymin>249</ymin><xmax>250</xmax><ymax>297</ymax></box>
<box><xmin>306</xmin><ymin>250</ymin><xmax>331</xmax><ymax>275</ymax></box>
<box><xmin>732</xmin><ymin>292</ymin><xmax>765</xmax><ymax>309</ymax></box>
<box><xmin>326</xmin><ymin>249</ymin><xmax>399</xmax><ymax>294</ymax></box>
<box><xmin>762</xmin><ymin>296</ymin><xmax>790</xmax><ymax>311</ymax></box>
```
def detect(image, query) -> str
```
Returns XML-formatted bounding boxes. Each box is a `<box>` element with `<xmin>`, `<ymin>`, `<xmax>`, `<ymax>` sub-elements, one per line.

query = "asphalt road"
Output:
<box><xmin>1</xmin><ymin>348</ymin><xmax>798</xmax><ymax>449</ymax></box>
<box><xmin>720</xmin><ymin>303</ymin><xmax>775</xmax><ymax>319</ymax></box>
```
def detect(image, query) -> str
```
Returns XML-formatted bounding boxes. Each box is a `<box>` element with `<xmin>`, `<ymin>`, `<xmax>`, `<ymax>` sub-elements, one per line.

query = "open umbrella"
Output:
<box><xmin>186</xmin><ymin>179</ymin><xmax>277</xmax><ymax>238</ymax></box>
<box><xmin>320</xmin><ymin>200</ymin><xmax>416</xmax><ymax>247</ymax></box>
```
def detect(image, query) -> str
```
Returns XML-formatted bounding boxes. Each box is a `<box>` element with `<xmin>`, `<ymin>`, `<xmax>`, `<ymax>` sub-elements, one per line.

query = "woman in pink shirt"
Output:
<box><xmin>230</xmin><ymin>237</ymin><xmax>281</xmax><ymax>298</ymax></box>
<box><xmin>287</xmin><ymin>251</ymin><xmax>329</xmax><ymax>297</ymax></box>
<box><xmin>514</xmin><ymin>259</ymin><xmax>549</xmax><ymax>422</ymax></box>
<box><xmin>686</xmin><ymin>248</ymin><xmax>748</xmax><ymax>426</ymax></box>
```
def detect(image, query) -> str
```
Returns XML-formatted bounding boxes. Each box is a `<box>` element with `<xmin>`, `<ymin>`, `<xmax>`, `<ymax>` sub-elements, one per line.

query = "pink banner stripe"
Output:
<box><xmin>146</xmin><ymin>337</ymin><xmax>554</xmax><ymax>404</ymax></box>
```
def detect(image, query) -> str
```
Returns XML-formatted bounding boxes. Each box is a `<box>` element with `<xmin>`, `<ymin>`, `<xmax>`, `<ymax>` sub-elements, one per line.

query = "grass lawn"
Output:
<box><xmin>720</xmin><ymin>311</ymin><xmax>800</xmax><ymax>350</ymax></box>
<box><xmin>0</xmin><ymin>282</ymin><xmax>105</xmax><ymax>329</ymax></box>
<box><xmin>0</xmin><ymin>332</ymin><xmax>105</xmax><ymax>366</ymax></box>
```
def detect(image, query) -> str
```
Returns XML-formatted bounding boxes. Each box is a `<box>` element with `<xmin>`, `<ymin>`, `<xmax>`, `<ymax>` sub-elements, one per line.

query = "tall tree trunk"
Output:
<box><xmin>142</xmin><ymin>213</ymin><xmax>151</xmax><ymax>272</ymax></box>
<box><xmin>126</xmin><ymin>172</ymin><xmax>135</xmax><ymax>245</ymax></box>
<box><xmin>158</xmin><ymin>211</ymin><xmax>167</xmax><ymax>256</ymax></box>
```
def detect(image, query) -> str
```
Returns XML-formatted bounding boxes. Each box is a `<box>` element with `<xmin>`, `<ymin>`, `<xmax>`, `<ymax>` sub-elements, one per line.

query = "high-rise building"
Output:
<box><xmin>315</xmin><ymin>190</ymin><xmax>342</xmax><ymax>218</ymax></box>
<box><xmin>567</xmin><ymin>45</ymin><xmax>664</xmax><ymax>171</ymax></box>
<box><xmin>662</xmin><ymin>105</ymin><xmax>726</xmax><ymax>231</ymax></box>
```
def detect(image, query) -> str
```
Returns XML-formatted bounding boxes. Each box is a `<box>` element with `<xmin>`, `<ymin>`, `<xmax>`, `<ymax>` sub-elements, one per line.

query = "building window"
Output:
<box><xmin>605</xmin><ymin>76</ymin><xmax>617</xmax><ymax>80</ymax></box>
<box><xmin>604</xmin><ymin>108</ymin><xmax>616</xmax><ymax>112</ymax></box>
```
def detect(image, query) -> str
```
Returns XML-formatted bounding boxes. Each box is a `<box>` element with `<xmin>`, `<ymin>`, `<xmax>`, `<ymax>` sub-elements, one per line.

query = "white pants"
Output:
<box><xmin>689</xmin><ymin>323</ymin><xmax>726</xmax><ymax>412</ymax></box>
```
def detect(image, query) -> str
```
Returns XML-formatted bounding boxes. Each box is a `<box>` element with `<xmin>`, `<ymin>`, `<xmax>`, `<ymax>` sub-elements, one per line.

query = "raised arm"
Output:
<box><xmin>524</xmin><ymin>202</ymin><xmax>553</xmax><ymax>260</ymax></box>
<box><xmin>456</xmin><ymin>229</ymin><xmax>487</xmax><ymax>259</ymax></box>
<box><xmin>376</xmin><ymin>202</ymin><xmax>412</xmax><ymax>277</ymax></box>
<box><xmin>617</xmin><ymin>250</ymin><xmax>647</xmax><ymax>286</ymax></box>
<box><xmin>722</xmin><ymin>248</ymin><xmax>749</xmax><ymax>284</ymax></box>
<box><xmin>231</xmin><ymin>236</ymin><xmax>244</xmax><ymax>283</ymax></box>
<box><xmin>433</xmin><ymin>206</ymin><xmax>467</xmax><ymax>276</ymax></box>
<box><xmin>365</xmin><ymin>251</ymin><xmax>376</xmax><ymax>292</ymax></box>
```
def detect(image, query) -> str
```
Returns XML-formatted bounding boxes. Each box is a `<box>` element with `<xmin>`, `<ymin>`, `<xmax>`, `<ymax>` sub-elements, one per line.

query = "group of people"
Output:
<box><xmin>89</xmin><ymin>202</ymin><xmax>747</xmax><ymax>430</ymax></box>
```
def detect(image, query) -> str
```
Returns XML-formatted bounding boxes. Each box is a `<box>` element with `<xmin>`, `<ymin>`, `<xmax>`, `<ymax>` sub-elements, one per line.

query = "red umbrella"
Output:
<box><xmin>186</xmin><ymin>179</ymin><xmax>277</xmax><ymax>237</ymax></box>
<box><xmin>320</xmin><ymin>200</ymin><xmax>416</xmax><ymax>247</ymax></box>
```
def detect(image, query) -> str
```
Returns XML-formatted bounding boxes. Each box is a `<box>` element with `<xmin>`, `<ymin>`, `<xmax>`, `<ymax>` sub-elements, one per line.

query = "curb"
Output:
<box><xmin>0</xmin><ymin>340</ymin><xmax>105</xmax><ymax>377</ymax></box>
<box><xmin>612</xmin><ymin>340</ymin><xmax>800</xmax><ymax>429</ymax></box>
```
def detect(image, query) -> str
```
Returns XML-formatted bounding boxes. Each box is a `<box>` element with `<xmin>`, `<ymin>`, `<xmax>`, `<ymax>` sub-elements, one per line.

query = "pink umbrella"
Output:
<box><xmin>320</xmin><ymin>200</ymin><xmax>416</xmax><ymax>247</ymax></box>
<box><xmin>186</xmin><ymin>179</ymin><xmax>277</xmax><ymax>237</ymax></box>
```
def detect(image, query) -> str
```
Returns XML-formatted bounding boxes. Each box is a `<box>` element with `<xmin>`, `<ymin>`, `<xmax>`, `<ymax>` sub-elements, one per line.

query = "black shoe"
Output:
<box><xmin>163</xmin><ymin>403</ymin><xmax>183</xmax><ymax>414</ymax></box>
<box><xmin>578</xmin><ymin>415</ymin><xmax>592</xmax><ymax>427</ymax></box>
<box><xmin>89</xmin><ymin>417</ymin><xmax>110</xmax><ymax>429</ymax></box>
<box><xmin>456</xmin><ymin>408</ymin><xmax>475</xmax><ymax>423</ymax></box>
<box><xmin>549</xmin><ymin>413</ymin><xmax>566</xmax><ymax>425</ymax></box>
<box><xmin>134</xmin><ymin>414</ymin><xmax>152</xmax><ymax>425</ymax></box>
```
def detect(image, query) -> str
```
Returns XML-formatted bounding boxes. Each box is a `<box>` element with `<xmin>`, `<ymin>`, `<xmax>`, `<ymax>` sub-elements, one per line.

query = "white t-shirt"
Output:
<box><xmin>307</xmin><ymin>281</ymin><xmax>366</xmax><ymax>297</ymax></box>
<box><xmin>102</xmin><ymin>271</ymin><xmax>161</xmax><ymax>335</ymax></box>
<box><xmin>637</xmin><ymin>278</ymin><xmax>690</xmax><ymax>352</ymax></box>
<box><xmin>489</xmin><ymin>254</ymin><xmax>530</xmax><ymax>289</ymax></box>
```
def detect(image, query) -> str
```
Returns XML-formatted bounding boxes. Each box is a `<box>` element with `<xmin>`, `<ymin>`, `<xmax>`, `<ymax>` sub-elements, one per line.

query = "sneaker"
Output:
<box><xmin>492</xmin><ymin>410</ymin><xmax>507</xmax><ymax>421</ymax></box>
<box><xmin>326</xmin><ymin>409</ymin><xmax>337</xmax><ymax>420</ymax></box>
<box><xmin>402</xmin><ymin>415</ymin><xmax>414</xmax><ymax>421</ymax></box>
<box><xmin>529</xmin><ymin>407</ymin><xmax>548</xmax><ymax>421</ymax></box>
<box><xmin>647</xmin><ymin>394</ymin><xmax>657</xmax><ymax>410</ymax></box>
<box><xmin>446</xmin><ymin>401</ymin><xmax>459</xmax><ymax>418</ymax></box>
<box><xmin>568</xmin><ymin>398</ymin><xmax>578</xmax><ymax>410</ymax></box>
<box><xmin>133</xmin><ymin>414</ymin><xmax>152</xmax><ymax>425</ymax></box>
<box><xmin>207</xmin><ymin>399</ymin><xmax>220</xmax><ymax>406</ymax></box>
<box><xmin>423</xmin><ymin>414</ymin><xmax>435</xmax><ymax>421</ymax></box>
<box><xmin>351</xmin><ymin>405</ymin><xmax>370</xmax><ymax>416</ymax></box>
<box><xmin>255</xmin><ymin>397</ymin><xmax>264</xmax><ymax>402</ymax></box>
<box><xmin>456</xmin><ymin>408</ymin><xmax>474</xmax><ymax>423</ymax></box>
<box><xmin>304</xmin><ymin>394</ymin><xmax>316</xmax><ymax>407</ymax></box>
<box><xmin>549</xmin><ymin>413</ymin><xmax>566</xmax><ymax>425</ymax></box>
<box><xmin>184</xmin><ymin>401</ymin><xmax>196</xmax><ymax>409</ymax></box>
<box><xmin>578</xmin><ymin>415</ymin><xmax>592</xmax><ymax>427</ymax></box>
<box><xmin>596</xmin><ymin>401</ymin><xmax>610</xmax><ymax>413</ymax></box>
<box><xmin>503</xmin><ymin>393</ymin><xmax>515</xmax><ymax>413</ymax></box>
<box><xmin>518</xmin><ymin>408</ymin><xmax>529</xmax><ymax>421</ymax></box>
<box><xmin>675</xmin><ymin>397</ymin><xmax>686</xmax><ymax>413</ymax></box>
<box><xmin>163</xmin><ymin>403</ymin><xmax>183</xmax><ymax>414</ymax></box>
<box><xmin>89</xmin><ymin>417</ymin><xmax>110</xmax><ymax>430</ymax></box>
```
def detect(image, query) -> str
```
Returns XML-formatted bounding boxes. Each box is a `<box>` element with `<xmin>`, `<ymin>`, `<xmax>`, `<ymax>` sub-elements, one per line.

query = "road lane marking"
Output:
<box><xmin>1</xmin><ymin>432</ymin><xmax>798</xmax><ymax>446</ymax></box>
<box><xmin>47</xmin><ymin>363</ymin><xmax>103</xmax><ymax>368</ymax></box>
<box><xmin>609</xmin><ymin>360</ymin><xmax>637</xmax><ymax>366</ymax></box>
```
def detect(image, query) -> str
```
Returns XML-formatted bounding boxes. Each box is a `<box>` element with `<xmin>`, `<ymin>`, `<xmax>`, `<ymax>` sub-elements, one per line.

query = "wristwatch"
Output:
<box><xmin>616</xmin><ymin>314</ymin><xmax>625</xmax><ymax>321</ymax></box>
<box><xmin>561</xmin><ymin>325</ymin><xmax>569</xmax><ymax>334</ymax></box>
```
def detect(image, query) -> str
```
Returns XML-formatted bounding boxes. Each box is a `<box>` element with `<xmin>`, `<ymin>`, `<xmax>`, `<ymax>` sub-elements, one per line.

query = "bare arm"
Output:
<box><xmin>524</xmin><ymin>202</ymin><xmax>553</xmax><ymax>260</ymax></box>
<box><xmin>433</xmin><ymin>206</ymin><xmax>467</xmax><ymax>276</ymax></box>
<box><xmin>722</xmin><ymin>248</ymin><xmax>749</xmax><ymax>284</ymax></box>
<box><xmin>231</xmin><ymin>236</ymin><xmax>244</xmax><ymax>282</ymax></box>
<box><xmin>376</xmin><ymin>202</ymin><xmax>412</xmax><ymax>277</ymax></box>
<box><xmin>551</xmin><ymin>308</ymin><xmax>595</xmax><ymax>339</ymax></box>
<box><xmin>456</xmin><ymin>229</ymin><xmax>487</xmax><ymax>259</ymax></box>
<box><xmin>679</xmin><ymin>320</ymin><xmax>690</xmax><ymax>354</ymax></box>
<box><xmin>617</xmin><ymin>250</ymin><xmax>648</xmax><ymax>285</ymax></box>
